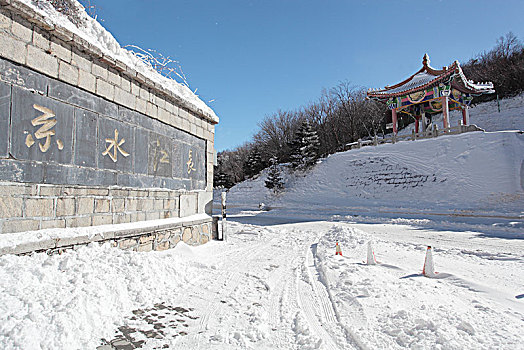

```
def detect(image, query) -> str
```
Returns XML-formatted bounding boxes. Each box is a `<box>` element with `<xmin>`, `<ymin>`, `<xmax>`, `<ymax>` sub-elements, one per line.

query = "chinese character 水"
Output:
<box><xmin>102</xmin><ymin>128</ymin><xmax>130</xmax><ymax>162</ymax></box>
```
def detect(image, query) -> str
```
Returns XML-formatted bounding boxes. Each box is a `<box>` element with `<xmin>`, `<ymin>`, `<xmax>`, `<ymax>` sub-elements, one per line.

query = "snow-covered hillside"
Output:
<box><xmin>227</xmin><ymin>132</ymin><xmax>524</xmax><ymax>219</ymax></box>
<box><xmin>227</xmin><ymin>94</ymin><xmax>524</xmax><ymax>219</ymax></box>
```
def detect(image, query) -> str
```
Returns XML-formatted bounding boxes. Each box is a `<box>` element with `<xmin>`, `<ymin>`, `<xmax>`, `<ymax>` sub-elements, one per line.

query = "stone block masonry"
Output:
<box><xmin>0</xmin><ymin>0</ymin><xmax>217</xmax><ymax>251</ymax></box>
<box><xmin>0</xmin><ymin>214</ymin><xmax>212</xmax><ymax>256</ymax></box>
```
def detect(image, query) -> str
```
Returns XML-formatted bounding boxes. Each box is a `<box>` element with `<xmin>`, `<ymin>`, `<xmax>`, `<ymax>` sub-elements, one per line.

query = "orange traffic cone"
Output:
<box><xmin>366</xmin><ymin>241</ymin><xmax>377</xmax><ymax>265</ymax></box>
<box><xmin>335</xmin><ymin>241</ymin><xmax>343</xmax><ymax>256</ymax></box>
<box><xmin>422</xmin><ymin>246</ymin><xmax>436</xmax><ymax>277</ymax></box>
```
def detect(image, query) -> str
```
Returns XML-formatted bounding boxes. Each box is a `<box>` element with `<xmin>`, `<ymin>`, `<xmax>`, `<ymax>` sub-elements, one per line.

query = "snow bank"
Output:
<box><xmin>0</xmin><ymin>241</ymin><xmax>218</xmax><ymax>349</ymax></box>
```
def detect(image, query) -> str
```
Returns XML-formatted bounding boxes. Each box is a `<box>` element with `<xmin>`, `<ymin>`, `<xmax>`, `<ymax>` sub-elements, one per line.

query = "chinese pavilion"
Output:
<box><xmin>367</xmin><ymin>54</ymin><xmax>494</xmax><ymax>134</ymax></box>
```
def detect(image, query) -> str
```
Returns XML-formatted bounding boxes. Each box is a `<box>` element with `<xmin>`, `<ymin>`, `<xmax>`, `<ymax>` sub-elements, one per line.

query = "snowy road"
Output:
<box><xmin>173</xmin><ymin>221</ymin><xmax>360</xmax><ymax>349</ymax></box>
<box><xmin>168</xmin><ymin>217</ymin><xmax>524</xmax><ymax>350</ymax></box>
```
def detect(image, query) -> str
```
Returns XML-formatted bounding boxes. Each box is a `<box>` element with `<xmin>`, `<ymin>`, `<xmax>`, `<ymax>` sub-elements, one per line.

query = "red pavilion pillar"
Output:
<box><xmin>392</xmin><ymin>109</ymin><xmax>398</xmax><ymax>134</ymax></box>
<box><xmin>462</xmin><ymin>106</ymin><xmax>469</xmax><ymax>125</ymax></box>
<box><xmin>441</xmin><ymin>95</ymin><xmax>449</xmax><ymax>129</ymax></box>
<box><xmin>415</xmin><ymin>116</ymin><xmax>420</xmax><ymax>133</ymax></box>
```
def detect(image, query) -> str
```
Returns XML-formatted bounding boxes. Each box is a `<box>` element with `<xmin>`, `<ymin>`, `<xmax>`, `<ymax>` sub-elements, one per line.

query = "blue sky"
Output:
<box><xmin>84</xmin><ymin>0</ymin><xmax>524</xmax><ymax>151</ymax></box>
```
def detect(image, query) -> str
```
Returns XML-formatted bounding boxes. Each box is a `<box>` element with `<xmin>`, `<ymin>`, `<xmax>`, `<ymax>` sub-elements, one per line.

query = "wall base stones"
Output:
<box><xmin>0</xmin><ymin>214</ymin><xmax>212</xmax><ymax>256</ymax></box>
<box><xmin>0</xmin><ymin>181</ymin><xmax>214</xmax><ymax>235</ymax></box>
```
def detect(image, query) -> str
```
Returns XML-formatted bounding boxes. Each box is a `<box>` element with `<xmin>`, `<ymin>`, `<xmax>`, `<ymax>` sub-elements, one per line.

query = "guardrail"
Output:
<box><xmin>345</xmin><ymin>120</ymin><xmax>484</xmax><ymax>151</ymax></box>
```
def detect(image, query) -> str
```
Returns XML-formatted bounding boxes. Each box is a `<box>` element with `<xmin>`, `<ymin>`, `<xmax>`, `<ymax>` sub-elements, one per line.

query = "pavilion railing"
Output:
<box><xmin>346</xmin><ymin>120</ymin><xmax>484</xmax><ymax>151</ymax></box>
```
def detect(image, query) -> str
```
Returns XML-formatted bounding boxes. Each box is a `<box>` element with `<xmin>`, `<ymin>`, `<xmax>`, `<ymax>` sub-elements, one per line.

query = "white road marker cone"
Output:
<box><xmin>422</xmin><ymin>246</ymin><xmax>437</xmax><ymax>277</ymax></box>
<box><xmin>366</xmin><ymin>241</ymin><xmax>377</xmax><ymax>265</ymax></box>
<box><xmin>335</xmin><ymin>241</ymin><xmax>343</xmax><ymax>256</ymax></box>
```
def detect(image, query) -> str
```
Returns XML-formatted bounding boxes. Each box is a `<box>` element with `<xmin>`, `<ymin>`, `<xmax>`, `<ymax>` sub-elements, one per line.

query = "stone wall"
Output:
<box><xmin>0</xmin><ymin>0</ymin><xmax>217</xmax><ymax>247</ymax></box>
<box><xmin>0</xmin><ymin>215</ymin><xmax>212</xmax><ymax>256</ymax></box>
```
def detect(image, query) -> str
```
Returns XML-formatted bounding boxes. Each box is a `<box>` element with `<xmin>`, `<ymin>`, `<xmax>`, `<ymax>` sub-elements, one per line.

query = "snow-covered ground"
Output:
<box><xmin>1</xmin><ymin>90</ymin><xmax>524</xmax><ymax>348</ymax></box>
<box><xmin>1</xmin><ymin>218</ymin><xmax>522</xmax><ymax>349</ymax></box>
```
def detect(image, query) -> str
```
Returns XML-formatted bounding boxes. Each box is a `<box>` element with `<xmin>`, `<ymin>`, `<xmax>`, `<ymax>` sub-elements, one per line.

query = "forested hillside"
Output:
<box><xmin>215</xmin><ymin>33</ymin><xmax>524</xmax><ymax>188</ymax></box>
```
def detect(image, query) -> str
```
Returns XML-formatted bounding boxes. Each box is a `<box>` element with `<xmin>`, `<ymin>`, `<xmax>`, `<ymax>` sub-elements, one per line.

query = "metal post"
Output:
<box><xmin>221</xmin><ymin>191</ymin><xmax>227</xmax><ymax>241</ymax></box>
<box><xmin>497</xmin><ymin>94</ymin><xmax>500</xmax><ymax>113</ymax></box>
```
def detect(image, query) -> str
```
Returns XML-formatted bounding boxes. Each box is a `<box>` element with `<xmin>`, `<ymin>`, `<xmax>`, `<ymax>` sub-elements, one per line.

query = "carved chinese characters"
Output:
<box><xmin>7</xmin><ymin>84</ymin><xmax>205</xmax><ymax>190</ymax></box>
<box><xmin>148</xmin><ymin>133</ymin><xmax>172</xmax><ymax>177</ymax></box>
<box><xmin>11</xmin><ymin>88</ymin><xmax>73</xmax><ymax>164</ymax></box>
<box><xmin>187</xmin><ymin>149</ymin><xmax>196</xmax><ymax>174</ymax></box>
<box><xmin>102</xmin><ymin>128</ymin><xmax>129</xmax><ymax>163</ymax></box>
<box><xmin>25</xmin><ymin>104</ymin><xmax>64</xmax><ymax>153</ymax></box>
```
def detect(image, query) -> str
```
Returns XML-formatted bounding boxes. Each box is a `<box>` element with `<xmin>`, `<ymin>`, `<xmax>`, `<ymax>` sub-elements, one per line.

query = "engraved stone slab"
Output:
<box><xmin>44</xmin><ymin>163</ymin><xmax>117</xmax><ymax>186</ymax></box>
<box><xmin>97</xmin><ymin>117</ymin><xmax>134</xmax><ymax>173</ymax></box>
<box><xmin>74</xmin><ymin>108</ymin><xmax>97</xmax><ymax>167</ymax></box>
<box><xmin>134</xmin><ymin>127</ymin><xmax>148</xmax><ymax>175</ymax></box>
<box><xmin>0</xmin><ymin>81</ymin><xmax>10</xmax><ymax>158</ymax></box>
<box><xmin>118</xmin><ymin>106</ymin><xmax>140</xmax><ymax>126</ymax></box>
<box><xmin>148</xmin><ymin>132</ymin><xmax>172</xmax><ymax>177</ymax></box>
<box><xmin>0</xmin><ymin>159</ymin><xmax>44</xmax><ymax>183</ymax></box>
<box><xmin>10</xmin><ymin>87</ymin><xmax>74</xmax><ymax>165</ymax></box>
<box><xmin>173</xmin><ymin>140</ymin><xmax>206</xmax><ymax>184</ymax></box>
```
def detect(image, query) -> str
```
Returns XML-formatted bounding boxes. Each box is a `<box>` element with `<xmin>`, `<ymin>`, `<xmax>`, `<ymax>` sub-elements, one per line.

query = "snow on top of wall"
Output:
<box><xmin>16</xmin><ymin>0</ymin><xmax>218</xmax><ymax>123</ymax></box>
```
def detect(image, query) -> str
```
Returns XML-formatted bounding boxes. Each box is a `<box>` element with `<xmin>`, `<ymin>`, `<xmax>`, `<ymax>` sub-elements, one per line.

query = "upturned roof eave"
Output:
<box><xmin>367</xmin><ymin>55</ymin><xmax>494</xmax><ymax>99</ymax></box>
<box><xmin>367</xmin><ymin>70</ymin><xmax>454</xmax><ymax>99</ymax></box>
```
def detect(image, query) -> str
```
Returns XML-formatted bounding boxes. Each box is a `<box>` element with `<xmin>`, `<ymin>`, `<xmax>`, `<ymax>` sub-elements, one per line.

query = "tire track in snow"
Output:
<box><xmin>186</xmin><ymin>232</ymin><xmax>278</xmax><ymax>348</ymax></box>
<box><xmin>175</xmin><ymin>236</ymin><xmax>260</xmax><ymax>348</ymax></box>
<box><xmin>267</xmin><ymin>240</ymin><xmax>301</xmax><ymax>349</ymax></box>
<box><xmin>309</xmin><ymin>243</ymin><xmax>337</xmax><ymax>325</ymax></box>
<box><xmin>296</xmin><ymin>233</ymin><xmax>351</xmax><ymax>350</ymax></box>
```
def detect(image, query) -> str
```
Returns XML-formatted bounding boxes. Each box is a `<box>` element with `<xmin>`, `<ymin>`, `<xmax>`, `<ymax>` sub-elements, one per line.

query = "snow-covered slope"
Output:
<box><xmin>281</xmin><ymin>131</ymin><xmax>524</xmax><ymax>216</ymax></box>
<box><xmin>226</xmin><ymin>94</ymin><xmax>524</xmax><ymax>219</ymax></box>
<box><xmin>227</xmin><ymin>132</ymin><xmax>524</xmax><ymax>218</ymax></box>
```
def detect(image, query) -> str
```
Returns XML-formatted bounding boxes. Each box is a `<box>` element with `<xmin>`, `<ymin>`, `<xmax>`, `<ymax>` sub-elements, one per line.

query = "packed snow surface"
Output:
<box><xmin>1</xmin><ymin>219</ymin><xmax>522</xmax><ymax>349</ymax></box>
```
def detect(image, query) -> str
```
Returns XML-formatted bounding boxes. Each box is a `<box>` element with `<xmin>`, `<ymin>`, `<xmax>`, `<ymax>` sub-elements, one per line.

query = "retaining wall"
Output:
<box><xmin>0</xmin><ymin>0</ymin><xmax>217</xmax><ymax>252</ymax></box>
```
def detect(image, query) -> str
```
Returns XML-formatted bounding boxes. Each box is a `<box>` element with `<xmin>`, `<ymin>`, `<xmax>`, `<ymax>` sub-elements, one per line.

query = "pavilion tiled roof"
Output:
<box><xmin>367</xmin><ymin>54</ymin><xmax>495</xmax><ymax>99</ymax></box>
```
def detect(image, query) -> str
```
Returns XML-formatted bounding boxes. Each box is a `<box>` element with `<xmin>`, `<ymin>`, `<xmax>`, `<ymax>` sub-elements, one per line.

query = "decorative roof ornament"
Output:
<box><xmin>423</xmin><ymin>53</ymin><xmax>430</xmax><ymax>67</ymax></box>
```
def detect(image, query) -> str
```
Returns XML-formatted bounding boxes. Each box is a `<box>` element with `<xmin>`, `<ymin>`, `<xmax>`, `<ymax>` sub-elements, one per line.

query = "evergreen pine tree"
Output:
<box><xmin>289</xmin><ymin>120</ymin><xmax>320</xmax><ymax>170</ymax></box>
<box><xmin>265</xmin><ymin>157</ymin><xmax>284</xmax><ymax>192</ymax></box>
<box><xmin>214</xmin><ymin>165</ymin><xmax>234</xmax><ymax>189</ymax></box>
<box><xmin>244</xmin><ymin>148</ymin><xmax>264</xmax><ymax>178</ymax></box>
